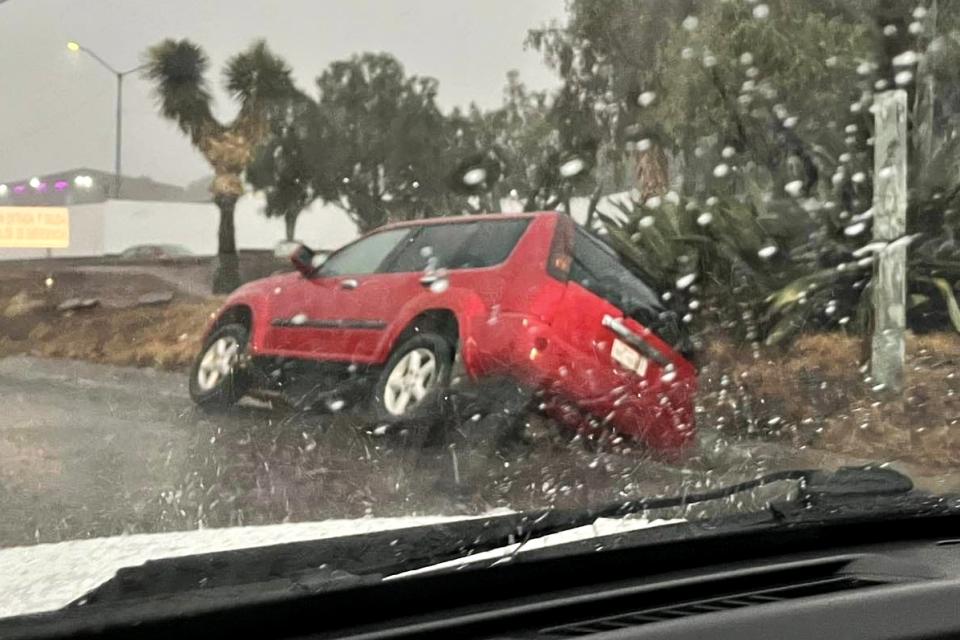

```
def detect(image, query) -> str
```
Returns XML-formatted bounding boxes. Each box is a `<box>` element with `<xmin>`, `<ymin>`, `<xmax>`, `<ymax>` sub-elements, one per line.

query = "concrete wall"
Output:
<box><xmin>0</xmin><ymin>202</ymin><xmax>106</xmax><ymax>260</ymax></box>
<box><xmin>0</xmin><ymin>195</ymin><xmax>359</xmax><ymax>260</ymax></box>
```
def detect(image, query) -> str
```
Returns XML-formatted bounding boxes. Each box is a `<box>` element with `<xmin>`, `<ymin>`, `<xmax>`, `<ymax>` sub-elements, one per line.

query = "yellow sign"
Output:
<box><xmin>0</xmin><ymin>207</ymin><xmax>70</xmax><ymax>248</ymax></box>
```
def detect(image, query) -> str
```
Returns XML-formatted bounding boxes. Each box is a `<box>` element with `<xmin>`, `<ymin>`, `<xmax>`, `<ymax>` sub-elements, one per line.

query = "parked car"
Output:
<box><xmin>119</xmin><ymin>244</ymin><xmax>194</xmax><ymax>260</ymax></box>
<box><xmin>188</xmin><ymin>212</ymin><xmax>697</xmax><ymax>452</ymax></box>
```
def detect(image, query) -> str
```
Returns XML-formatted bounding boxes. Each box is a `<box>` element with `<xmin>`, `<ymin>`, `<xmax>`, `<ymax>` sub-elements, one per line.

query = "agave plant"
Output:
<box><xmin>596</xmin><ymin>183</ymin><xmax>960</xmax><ymax>348</ymax></box>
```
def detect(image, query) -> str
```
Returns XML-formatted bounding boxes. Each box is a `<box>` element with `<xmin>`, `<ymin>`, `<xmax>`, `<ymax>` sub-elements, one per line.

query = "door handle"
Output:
<box><xmin>419</xmin><ymin>274</ymin><xmax>438</xmax><ymax>286</ymax></box>
<box><xmin>340</xmin><ymin>278</ymin><xmax>359</xmax><ymax>290</ymax></box>
<box><xmin>601</xmin><ymin>315</ymin><xmax>670</xmax><ymax>366</ymax></box>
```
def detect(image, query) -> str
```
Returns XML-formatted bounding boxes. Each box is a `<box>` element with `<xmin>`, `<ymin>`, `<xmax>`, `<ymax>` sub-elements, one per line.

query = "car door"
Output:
<box><xmin>333</xmin><ymin>218</ymin><xmax>534</xmax><ymax>362</ymax></box>
<box><xmin>263</xmin><ymin>227</ymin><xmax>412</xmax><ymax>360</ymax></box>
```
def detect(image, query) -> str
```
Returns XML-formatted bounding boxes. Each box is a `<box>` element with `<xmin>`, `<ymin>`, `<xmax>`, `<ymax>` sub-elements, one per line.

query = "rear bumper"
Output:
<box><xmin>463</xmin><ymin>313</ymin><xmax>696</xmax><ymax>452</ymax></box>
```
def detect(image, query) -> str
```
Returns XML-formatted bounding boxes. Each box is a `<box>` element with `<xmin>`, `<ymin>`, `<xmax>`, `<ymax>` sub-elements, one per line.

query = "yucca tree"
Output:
<box><xmin>144</xmin><ymin>39</ymin><xmax>297</xmax><ymax>292</ymax></box>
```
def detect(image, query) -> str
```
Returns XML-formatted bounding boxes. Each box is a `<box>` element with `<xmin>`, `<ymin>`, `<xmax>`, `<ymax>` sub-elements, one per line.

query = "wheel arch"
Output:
<box><xmin>206</xmin><ymin>304</ymin><xmax>254</xmax><ymax>338</ymax></box>
<box><xmin>392</xmin><ymin>309</ymin><xmax>460</xmax><ymax>349</ymax></box>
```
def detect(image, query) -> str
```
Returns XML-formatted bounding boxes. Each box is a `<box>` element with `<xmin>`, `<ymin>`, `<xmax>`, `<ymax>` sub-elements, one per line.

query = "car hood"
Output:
<box><xmin>0</xmin><ymin>513</ymin><xmax>682</xmax><ymax>619</ymax></box>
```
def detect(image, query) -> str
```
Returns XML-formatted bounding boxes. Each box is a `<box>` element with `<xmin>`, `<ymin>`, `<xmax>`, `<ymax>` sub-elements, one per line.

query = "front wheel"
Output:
<box><xmin>370</xmin><ymin>332</ymin><xmax>454</xmax><ymax>422</ymax></box>
<box><xmin>189</xmin><ymin>323</ymin><xmax>251</xmax><ymax>410</ymax></box>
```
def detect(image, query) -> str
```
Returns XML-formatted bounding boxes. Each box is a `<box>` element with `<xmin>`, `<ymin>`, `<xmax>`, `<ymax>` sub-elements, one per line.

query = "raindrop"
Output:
<box><xmin>741</xmin><ymin>80</ymin><xmax>756</xmax><ymax>92</ymax></box>
<box><xmin>665</xmin><ymin>190</ymin><xmax>681</xmax><ymax>205</ymax></box>
<box><xmin>784</xmin><ymin>180</ymin><xmax>804</xmax><ymax>197</ymax></box>
<box><xmin>639</xmin><ymin>215</ymin><xmax>655</xmax><ymax>227</ymax></box>
<box><xmin>696</xmin><ymin>212</ymin><xmax>714</xmax><ymax>226</ymax></box>
<box><xmin>913</xmin><ymin>6</ymin><xmax>927</xmax><ymax>19</ymax></box>
<box><xmin>874</xmin><ymin>79</ymin><xmax>889</xmax><ymax>90</ymax></box>
<box><xmin>844</xmin><ymin>124</ymin><xmax>858</xmax><ymax>134</ymax></box>
<box><xmin>662</xmin><ymin>369</ymin><xmax>678</xmax><ymax>383</ymax></box>
<box><xmin>856</xmin><ymin>61</ymin><xmax>874</xmax><ymax>76</ymax></box>
<box><xmin>462</xmin><ymin>167</ymin><xmax>487</xmax><ymax>186</ymax></box>
<box><xmin>682</xmin><ymin>15</ymin><xmax>699</xmax><ymax>31</ymax></box>
<box><xmin>721</xmin><ymin>146</ymin><xmax>736</xmax><ymax>158</ymax></box>
<box><xmin>637</xmin><ymin>138</ymin><xmax>652</xmax><ymax>152</ymax></box>
<box><xmin>637</xmin><ymin>91</ymin><xmax>657</xmax><ymax>107</ymax></box>
<box><xmin>676</xmin><ymin>273</ymin><xmax>697</xmax><ymax>290</ymax></box>
<box><xmin>850</xmin><ymin>102</ymin><xmax>862</xmax><ymax>113</ymax></box>
<box><xmin>752</xmin><ymin>3</ymin><xmax>770</xmax><ymax>19</ymax></box>
<box><xmin>758</xmin><ymin>245</ymin><xmax>778</xmax><ymax>259</ymax></box>
<box><xmin>878</xmin><ymin>166</ymin><xmax>894</xmax><ymax>179</ymax></box>
<box><xmin>703</xmin><ymin>54</ymin><xmax>718</xmax><ymax>68</ymax></box>
<box><xmin>839</xmin><ymin>152</ymin><xmax>852</xmax><ymax>163</ymax></box>
<box><xmin>419</xmin><ymin>245</ymin><xmax>433</xmax><ymax>257</ymax></box>
<box><xmin>893</xmin><ymin>50</ymin><xmax>919</xmax><ymax>66</ymax></box>
<box><xmin>739</xmin><ymin>52</ymin><xmax>754</xmax><ymax>66</ymax></box>
<box><xmin>825</xmin><ymin>56</ymin><xmax>838</xmax><ymax>67</ymax></box>
<box><xmin>681</xmin><ymin>47</ymin><xmax>695</xmax><ymax>60</ymax></box>
<box><xmin>273</xmin><ymin>287</ymin><xmax>282</xmax><ymax>294</ymax></box>
<box><xmin>430</xmin><ymin>278</ymin><xmax>450</xmax><ymax>293</ymax></box>
<box><xmin>713</xmin><ymin>163</ymin><xmax>731</xmax><ymax>178</ymax></box>
<box><xmin>706</xmin><ymin>196</ymin><xmax>719</xmax><ymax>206</ymax></box>
<box><xmin>844</xmin><ymin>222</ymin><xmax>866</xmax><ymax>236</ymax></box>
<box><xmin>895</xmin><ymin>70</ymin><xmax>913</xmax><ymax>86</ymax></box>
<box><xmin>559</xmin><ymin>157</ymin><xmax>586</xmax><ymax>178</ymax></box>
<box><xmin>783</xmin><ymin>116</ymin><xmax>798</xmax><ymax>128</ymax></box>
<box><xmin>908</xmin><ymin>21</ymin><xmax>923</xmax><ymax>35</ymax></box>
<box><xmin>883</xmin><ymin>24</ymin><xmax>898</xmax><ymax>36</ymax></box>
<box><xmin>328</xmin><ymin>398</ymin><xmax>346</xmax><ymax>412</ymax></box>
<box><xmin>645</xmin><ymin>195</ymin><xmax>662</xmax><ymax>209</ymax></box>
<box><xmin>291</xmin><ymin>313</ymin><xmax>308</xmax><ymax>325</ymax></box>
<box><xmin>852</xmin><ymin>172</ymin><xmax>866</xmax><ymax>183</ymax></box>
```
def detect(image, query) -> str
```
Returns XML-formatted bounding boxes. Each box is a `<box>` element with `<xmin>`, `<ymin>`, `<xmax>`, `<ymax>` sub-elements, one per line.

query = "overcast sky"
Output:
<box><xmin>0</xmin><ymin>0</ymin><xmax>564</xmax><ymax>187</ymax></box>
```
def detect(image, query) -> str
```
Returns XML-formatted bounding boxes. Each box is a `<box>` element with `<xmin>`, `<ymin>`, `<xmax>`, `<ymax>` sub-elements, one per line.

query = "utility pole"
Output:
<box><xmin>67</xmin><ymin>42</ymin><xmax>146</xmax><ymax>199</ymax></box>
<box><xmin>870</xmin><ymin>90</ymin><xmax>908</xmax><ymax>392</ymax></box>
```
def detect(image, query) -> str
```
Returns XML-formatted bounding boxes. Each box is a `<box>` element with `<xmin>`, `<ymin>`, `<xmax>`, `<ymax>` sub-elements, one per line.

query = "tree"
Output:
<box><xmin>250</xmin><ymin>53</ymin><xmax>475</xmax><ymax>234</ymax></box>
<box><xmin>249</xmin><ymin>54</ymin><xmax>602</xmax><ymax>235</ymax></box>
<box><xmin>536</xmin><ymin>0</ymin><xmax>960</xmax><ymax>343</ymax></box>
<box><xmin>144</xmin><ymin>39</ymin><xmax>297</xmax><ymax>292</ymax></box>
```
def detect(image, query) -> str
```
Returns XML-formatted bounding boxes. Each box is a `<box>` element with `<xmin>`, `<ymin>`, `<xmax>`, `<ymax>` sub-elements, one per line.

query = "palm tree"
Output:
<box><xmin>144</xmin><ymin>39</ymin><xmax>296</xmax><ymax>292</ymax></box>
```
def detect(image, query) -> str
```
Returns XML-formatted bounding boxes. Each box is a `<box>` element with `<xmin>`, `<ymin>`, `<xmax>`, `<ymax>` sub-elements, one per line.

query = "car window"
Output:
<box><xmin>316</xmin><ymin>228</ymin><xmax>410</xmax><ymax>277</ymax></box>
<box><xmin>384</xmin><ymin>218</ymin><xmax>530</xmax><ymax>273</ymax></box>
<box><xmin>571</xmin><ymin>229</ymin><xmax>661</xmax><ymax>314</ymax></box>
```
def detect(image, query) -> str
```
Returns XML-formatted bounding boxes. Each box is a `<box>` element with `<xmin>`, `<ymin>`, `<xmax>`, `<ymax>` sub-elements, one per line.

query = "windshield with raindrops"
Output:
<box><xmin>1</xmin><ymin>0</ymin><xmax>959</xmax><ymax>621</ymax></box>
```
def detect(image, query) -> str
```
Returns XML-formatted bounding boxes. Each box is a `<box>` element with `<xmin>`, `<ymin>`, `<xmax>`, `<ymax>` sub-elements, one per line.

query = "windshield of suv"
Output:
<box><xmin>2</xmin><ymin>0</ymin><xmax>960</xmax><ymax>622</ymax></box>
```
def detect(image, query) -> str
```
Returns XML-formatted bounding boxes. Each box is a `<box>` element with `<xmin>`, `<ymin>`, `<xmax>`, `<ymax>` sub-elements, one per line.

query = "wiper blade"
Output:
<box><xmin>68</xmin><ymin>467</ymin><xmax>914</xmax><ymax>609</ymax></box>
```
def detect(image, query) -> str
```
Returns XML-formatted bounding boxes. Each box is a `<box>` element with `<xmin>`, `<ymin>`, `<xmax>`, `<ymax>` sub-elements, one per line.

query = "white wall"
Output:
<box><xmin>0</xmin><ymin>196</ymin><xmax>360</xmax><ymax>260</ymax></box>
<box><xmin>0</xmin><ymin>202</ymin><xmax>106</xmax><ymax>260</ymax></box>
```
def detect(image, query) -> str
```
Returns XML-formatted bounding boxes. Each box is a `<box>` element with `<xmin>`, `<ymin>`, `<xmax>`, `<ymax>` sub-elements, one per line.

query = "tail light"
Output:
<box><xmin>546</xmin><ymin>215</ymin><xmax>574</xmax><ymax>281</ymax></box>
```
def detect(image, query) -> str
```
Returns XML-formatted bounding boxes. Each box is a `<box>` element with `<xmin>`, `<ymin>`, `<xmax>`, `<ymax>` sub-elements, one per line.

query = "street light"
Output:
<box><xmin>66</xmin><ymin>41</ymin><xmax>147</xmax><ymax>198</ymax></box>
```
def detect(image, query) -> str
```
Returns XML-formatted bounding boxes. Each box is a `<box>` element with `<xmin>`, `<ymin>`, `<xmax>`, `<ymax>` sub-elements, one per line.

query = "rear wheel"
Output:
<box><xmin>370</xmin><ymin>332</ymin><xmax>454</xmax><ymax>422</ymax></box>
<box><xmin>189</xmin><ymin>323</ymin><xmax>251</xmax><ymax>410</ymax></box>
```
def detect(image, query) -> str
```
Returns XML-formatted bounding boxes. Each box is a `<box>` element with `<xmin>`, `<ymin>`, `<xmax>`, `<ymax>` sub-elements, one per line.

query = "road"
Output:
<box><xmin>0</xmin><ymin>356</ymin><xmax>821</xmax><ymax>549</ymax></box>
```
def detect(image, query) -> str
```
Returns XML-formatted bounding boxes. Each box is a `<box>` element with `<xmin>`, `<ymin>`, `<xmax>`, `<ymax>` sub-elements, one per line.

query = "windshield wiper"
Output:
<box><xmin>68</xmin><ymin>466</ymin><xmax>918</xmax><ymax>608</ymax></box>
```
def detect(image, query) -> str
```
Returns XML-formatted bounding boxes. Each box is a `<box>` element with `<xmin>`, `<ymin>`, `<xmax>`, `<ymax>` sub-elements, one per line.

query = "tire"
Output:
<box><xmin>370</xmin><ymin>332</ymin><xmax>454</xmax><ymax>423</ymax></box>
<box><xmin>189</xmin><ymin>323</ymin><xmax>252</xmax><ymax>410</ymax></box>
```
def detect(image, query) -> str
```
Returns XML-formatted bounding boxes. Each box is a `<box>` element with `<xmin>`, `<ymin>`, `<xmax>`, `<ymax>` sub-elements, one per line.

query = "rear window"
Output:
<box><xmin>385</xmin><ymin>218</ymin><xmax>530</xmax><ymax>273</ymax></box>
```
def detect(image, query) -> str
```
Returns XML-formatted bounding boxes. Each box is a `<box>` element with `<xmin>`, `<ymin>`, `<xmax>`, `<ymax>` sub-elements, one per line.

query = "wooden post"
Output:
<box><xmin>870</xmin><ymin>90</ymin><xmax>908</xmax><ymax>392</ymax></box>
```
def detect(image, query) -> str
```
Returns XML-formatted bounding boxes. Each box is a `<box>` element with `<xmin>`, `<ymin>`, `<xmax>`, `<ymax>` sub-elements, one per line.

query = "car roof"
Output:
<box><xmin>378</xmin><ymin>211</ymin><xmax>559</xmax><ymax>231</ymax></box>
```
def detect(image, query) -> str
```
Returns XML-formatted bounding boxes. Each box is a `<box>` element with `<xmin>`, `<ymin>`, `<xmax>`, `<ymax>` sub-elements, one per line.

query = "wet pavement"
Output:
<box><xmin>0</xmin><ymin>356</ymin><xmax>831</xmax><ymax>549</ymax></box>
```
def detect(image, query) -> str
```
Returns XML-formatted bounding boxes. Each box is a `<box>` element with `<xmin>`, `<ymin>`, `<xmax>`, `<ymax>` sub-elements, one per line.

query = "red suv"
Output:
<box><xmin>189</xmin><ymin>212</ymin><xmax>697</xmax><ymax>452</ymax></box>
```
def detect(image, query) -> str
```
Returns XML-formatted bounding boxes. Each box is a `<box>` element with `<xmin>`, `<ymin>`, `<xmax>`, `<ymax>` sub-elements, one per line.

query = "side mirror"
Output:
<box><xmin>290</xmin><ymin>244</ymin><xmax>318</xmax><ymax>277</ymax></box>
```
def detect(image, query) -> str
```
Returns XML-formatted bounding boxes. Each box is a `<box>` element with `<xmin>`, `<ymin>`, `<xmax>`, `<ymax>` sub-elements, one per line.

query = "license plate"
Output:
<box><xmin>611</xmin><ymin>338</ymin><xmax>649</xmax><ymax>376</ymax></box>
